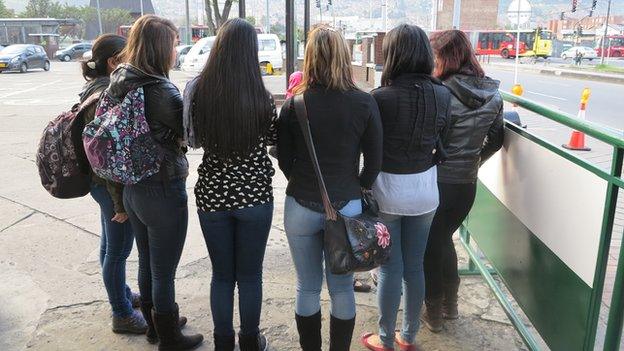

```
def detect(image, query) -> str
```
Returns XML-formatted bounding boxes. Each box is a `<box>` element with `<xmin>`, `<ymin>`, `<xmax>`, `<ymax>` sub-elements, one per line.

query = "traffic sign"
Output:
<box><xmin>507</xmin><ymin>0</ymin><xmax>532</xmax><ymax>25</ymax></box>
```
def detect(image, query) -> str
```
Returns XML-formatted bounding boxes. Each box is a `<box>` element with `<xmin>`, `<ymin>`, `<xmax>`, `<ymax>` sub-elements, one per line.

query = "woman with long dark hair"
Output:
<box><xmin>360</xmin><ymin>24</ymin><xmax>451</xmax><ymax>351</ymax></box>
<box><xmin>183</xmin><ymin>18</ymin><xmax>276</xmax><ymax>351</ymax></box>
<box><xmin>80</xmin><ymin>34</ymin><xmax>148</xmax><ymax>334</ymax></box>
<box><xmin>113</xmin><ymin>15</ymin><xmax>203</xmax><ymax>350</ymax></box>
<box><xmin>422</xmin><ymin>29</ymin><xmax>504</xmax><ymax>332</ymax></box>
<box><xmin>277</xmin><ymin>25</ymin><xmax>383</xmax><ymax>351</ymax></box>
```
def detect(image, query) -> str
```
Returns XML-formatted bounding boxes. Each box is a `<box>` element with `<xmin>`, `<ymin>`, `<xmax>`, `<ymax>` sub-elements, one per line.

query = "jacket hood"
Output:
<box><xmin>444</xmin><ymin>74</ymin><xmax>500</xmax><ymax>109</ymax></box>
<box><xmin>79</xmin><ymin>76</ymin><xmax>109</xmax><ymax>102</ymax></box>
<box><xmin>108</xmin><ymin>63</ymin><xmax>165</xmax><ymax>99</ymax></box>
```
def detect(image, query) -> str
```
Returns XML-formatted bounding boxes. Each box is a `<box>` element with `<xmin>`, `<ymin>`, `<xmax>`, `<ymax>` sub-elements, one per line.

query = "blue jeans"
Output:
<box><xmin>283</xmin><ymin>196</ymin><xmax>361</xmax><ymax>320</ymax></box>
<box><xmin>90</xmin><ymin>184</ymin><xmax>135</xmax><ymax>318</ymax></box>
<box><xmin>198</xmin><ymin>203</ymin><xmax>273</xmax><ymax>337</ymax></box>
<box><xmin>377</xmin><ymin>211</ymin><xmax>436</xmax><ymax>348</ymax></box>
<box><xmin>123</xmin><ymin>178</ymin><xmax>189</xmax><ymax>313</ymax></box>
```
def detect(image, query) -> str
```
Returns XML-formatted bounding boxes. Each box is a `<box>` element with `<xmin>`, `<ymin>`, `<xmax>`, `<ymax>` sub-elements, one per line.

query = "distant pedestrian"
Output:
<box><xmin>360</xmin><ymin>24</ymin><xmax>451</xmax><ymax>351</ymax></box>
<box><xmin>113</xmin><ymin>15</ymin><xmax>203</xmax><ymax>350</ymax></box>
<box><xmin>277</xmin><ymin>25</ymin><xmax>383</xmax><ymax>351</ymax></box>
<box><xmin>575</xmin><ymin>50</ymin><xmax>583</xmax><ymax>66</ymax></box>
<box><xmin>286</xmin><ymin>71</ymin><xmax>303</xmax><ymax>99</ymax></box>
<box><xmin>183</xmin><ymin>18</ymin><xmax>277</xmax><ymax>351</ymax></box>
<box><xmin>79</xmin><ymin>33</ymin><xmax>148</xmax><ymax>335</ymax></box>
<box><xmin>423</xmin><ymin>29</ymin><xmax>504</xmax><ymax>333</ymax></box>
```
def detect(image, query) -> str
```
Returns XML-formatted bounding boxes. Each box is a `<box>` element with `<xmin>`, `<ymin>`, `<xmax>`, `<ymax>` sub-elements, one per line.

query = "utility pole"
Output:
<box><xmin>304</xmin><ymin>0</ymin><xmax>310</xmax><ymax>46</ymax></box>
<box><xmin>95</xmin><ymin>0</ymin><xmax>103</xmax><ymax>35</ymax></box>
<box><xmin>140</xmin><ymin>0</ymin><xmax>144</xmax><ymax>16</ymax></box>
<box><xmin>600</xmin><ymin>0</ymin><xmax>612</xmax><ymax>65</ymax></box>
<box><xmin>185</xmin><ymin>0</ymin><xmax>192</xmax><ymax>45</ymax></box>
<box><xmin>514</xmin><ymin>0</ymin><xmax>521</xmax><ymax>84</ymax></box>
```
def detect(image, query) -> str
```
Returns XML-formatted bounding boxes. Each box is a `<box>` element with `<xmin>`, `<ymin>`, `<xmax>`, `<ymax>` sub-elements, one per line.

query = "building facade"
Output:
<box><xmin>434</xmin><ymin>0</ymin><xmax>499</xmax><ymax>30</ymax></box>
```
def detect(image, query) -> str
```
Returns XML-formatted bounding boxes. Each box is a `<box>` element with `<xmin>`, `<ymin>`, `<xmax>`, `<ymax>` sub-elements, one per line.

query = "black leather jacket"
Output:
<box><xmin>371</xmin><ymin>73</ymin><xmax>451</xmax><ymax>174</ymax></box>
<box><xmin>108</xmin><ymin>64</ymin><xmax>188</xmax><ymax>180</ymax></box>
<box><xmin>438</xmin><ymin>74</ymin><xmax>504</xmax><ymax>184</ymax></box>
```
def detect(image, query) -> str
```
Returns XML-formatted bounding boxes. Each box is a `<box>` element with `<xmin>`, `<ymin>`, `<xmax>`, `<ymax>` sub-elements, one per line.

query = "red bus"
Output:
<box><xmin>596</xmin><ymin>35</ymin><xmax>624</xmax><ymax>58</ymax></box>
<box><xmin>465</xmin><ymin>29</ymin><xmax>553</xmax><ymax>58</ymax></box>
<box><xmin>117</xmin><ymin>25</ymin><xmax>209</xmax><ymax>43</ymax></box>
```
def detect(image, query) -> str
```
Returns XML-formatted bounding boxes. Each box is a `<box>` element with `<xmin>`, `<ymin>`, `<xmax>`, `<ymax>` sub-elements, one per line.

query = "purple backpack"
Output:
<box><xmin>36</xmin><ymin>94</ymin><xmax>101</xmax><ymax>199</ymax></box>
<box><xmin>82</xmin><ymin>87</ymin><xmax>163</xmax><ymax>185</ymax></box>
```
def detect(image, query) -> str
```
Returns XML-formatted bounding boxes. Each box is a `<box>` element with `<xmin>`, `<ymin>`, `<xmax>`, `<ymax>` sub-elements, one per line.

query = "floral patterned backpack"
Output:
<box><xmin>36</xmin><ymin>94</ymin><xmax>101</xmax><ymax>198</ymax></box>
<box><xmin>82</xmin><ymin>86</ymin><xmax>163</xmax><ymax>185</ymax></box>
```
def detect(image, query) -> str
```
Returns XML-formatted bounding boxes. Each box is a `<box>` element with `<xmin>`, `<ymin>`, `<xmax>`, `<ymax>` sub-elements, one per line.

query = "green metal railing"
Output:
<box><xmin>460</xmin><ymin>91</ymin><xmax>624</xmax><ymax>351</ymax></box>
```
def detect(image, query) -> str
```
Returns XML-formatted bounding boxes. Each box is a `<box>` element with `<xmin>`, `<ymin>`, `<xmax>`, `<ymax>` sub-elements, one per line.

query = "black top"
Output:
<box><xmin>193</xmin><ymin>96</ymin><xmax>278</xmax><ymax>212</ymax></box>
<box><xmin>371</xmin><ymin>73</ymin><xmax>451</xmax><ymax>174</ymax></box>
<box><xmin>277</xmin><ymin>86</ymin><xmax>383</xmax><ymax>204</ymax></box>
<box><xmin>108</xmin><ymin>64</ymin><xmax>188</xmax><ymax>180</ymax></box>
<box><xmin>438</xmin><ymin>74</ymin><xmax>504</xmax><ymax>184</ymax></box>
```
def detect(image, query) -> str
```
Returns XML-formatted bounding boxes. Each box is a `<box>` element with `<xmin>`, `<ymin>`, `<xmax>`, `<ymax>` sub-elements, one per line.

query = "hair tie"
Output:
<box><xmin>87</xmin><ymin>61</ymin><xmax>97</xmax><ymax>69</ymax></box>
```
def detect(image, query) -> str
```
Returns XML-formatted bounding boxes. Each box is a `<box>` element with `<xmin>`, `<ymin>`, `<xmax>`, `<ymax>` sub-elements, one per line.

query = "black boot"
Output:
<box><xmin>141</xmin><ymin>302</ymin><xmax>188</xmax><ymax>344</ymax></box>
<box><xmin>295</xmin><ymin>311</ymin><xmax>322</xmax><ymax>351</ymax></box>
<box><xmin>152</xmin><ymin>305</ymin><xmax>203</xmax><ymax>351</ymax></box>
<box><xmin>329</xmin><ymin>315</ymin><xmax>355</xmax><ymax>351</ymax></box>
<box><xmin>442</xmin><ymin>278</ymin><xmax>460</xmax><ymax>320</ymax></box>
<box><xmin>238</xmin><ymin>332</ymin><xmax>268</xmax><ymax>351</ymax></box>
<box><xmin>214</xmin><ymin>334</ymin><xmax>235</xmax><ymax>351</ymax></box>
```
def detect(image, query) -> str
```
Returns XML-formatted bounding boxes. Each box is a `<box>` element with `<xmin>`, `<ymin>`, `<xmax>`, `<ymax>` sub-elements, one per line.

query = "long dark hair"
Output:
<box><xmin>192</xmin><ymin>18</ymin><xmax>271</xmax><ymax>158</ymax></box>
<box><xmin>119</xmin><ymin>15</ymin><xmax>178</xmax><ymax>77</ymax></box>
<box><xmin>81</xmin><ymin>34</ymin><xmax>126</xmax><ymax>80</ymax></box>
<box><xmin>430</xmin><ymin>30</ymin><xmax>485</xmax><ymax>81</ymax></box>
<box><xmin>381</xmin><ymin>24</ymin><xmax>434</xmax><ymax>86</ymax></box>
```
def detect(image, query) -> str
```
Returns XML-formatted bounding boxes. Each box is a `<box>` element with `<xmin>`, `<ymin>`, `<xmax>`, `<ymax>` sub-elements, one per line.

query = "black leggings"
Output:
<box><xmin>424</xmin><ymin>182</ymin><xmax>477</xmax><ymax>300</ymax></box>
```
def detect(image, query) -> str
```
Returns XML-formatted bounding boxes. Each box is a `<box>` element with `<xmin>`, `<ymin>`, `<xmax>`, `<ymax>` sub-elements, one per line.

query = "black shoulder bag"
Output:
<box><xmin>293</xmin><ymin>94</ymin><xmax>391</xmax><ymax>275</ymax></box>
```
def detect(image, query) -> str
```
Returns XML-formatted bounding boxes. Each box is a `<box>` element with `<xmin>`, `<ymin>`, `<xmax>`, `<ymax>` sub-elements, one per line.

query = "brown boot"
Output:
<box><xmin>442</xmin><ymin>279</ymin><xmax>460</xmax><ymax>320</ymax></box>
<box><xmin>421</xmin><ymin>298</ymin><xmax>444</xmax><ymax>333</ymax></box>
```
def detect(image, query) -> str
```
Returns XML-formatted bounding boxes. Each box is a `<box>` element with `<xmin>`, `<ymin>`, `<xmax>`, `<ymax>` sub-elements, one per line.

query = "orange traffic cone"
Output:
<box><xmin>563</xmin><ymin>131</ymin><xmax>590</xmax><ymax>151</ymax></box>
<box><xmin>562</xmin><ymin>88</ymin><xmax>592</xmax><ymax>152</ymax></box>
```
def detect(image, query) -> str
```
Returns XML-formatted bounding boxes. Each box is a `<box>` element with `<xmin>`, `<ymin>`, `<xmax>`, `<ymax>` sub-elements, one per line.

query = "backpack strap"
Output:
<box><xmin>77</xmin><ymin>91</ymin><xmax>104</xmax><ymax>114</ymax></box>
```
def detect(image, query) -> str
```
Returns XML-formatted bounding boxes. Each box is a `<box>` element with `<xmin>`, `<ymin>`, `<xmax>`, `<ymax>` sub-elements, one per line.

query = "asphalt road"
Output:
<box><xmin>484</xmin><ymin>65</ymin><xmax>624</xmax><ymax>132</ymax></box>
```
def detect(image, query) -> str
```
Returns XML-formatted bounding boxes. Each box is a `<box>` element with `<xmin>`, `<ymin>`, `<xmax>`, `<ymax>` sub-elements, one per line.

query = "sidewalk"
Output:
<box><xmin>0</xmin><ymin>62</ymin><xmax>529</xmax><ymax>351</ymax></box>
<box><xmin>484</xmin><ymin>61</ymin><xmax>624</xmax><ymax>85</ymax></box>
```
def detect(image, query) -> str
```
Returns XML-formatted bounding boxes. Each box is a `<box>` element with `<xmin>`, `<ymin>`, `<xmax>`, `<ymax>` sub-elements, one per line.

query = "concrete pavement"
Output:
<box><xmin>0</xmin><ymin>62</ymin><xmax>531</xmax><ymax>350</ymax></box>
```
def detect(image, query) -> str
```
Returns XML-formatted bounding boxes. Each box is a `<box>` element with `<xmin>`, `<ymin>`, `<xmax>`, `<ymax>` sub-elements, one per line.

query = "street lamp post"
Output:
<box><xmin>600</xmin><ymin>0</ymin><xmax>612</xmax><ymax>65</ymax></box>
<box><xmin>140</xmin><ymin>0</ymin><xmax>144</xmax><ymax>16</ymax></box>
<box><xmin>185</xmin><ymin>0</ymin><xmax>192</xmax><ymax>45</ymax></box>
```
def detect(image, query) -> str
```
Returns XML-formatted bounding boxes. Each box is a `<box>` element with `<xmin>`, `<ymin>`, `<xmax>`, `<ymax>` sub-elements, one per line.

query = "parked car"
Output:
<box><xmin>258</xmin><ymin>33</ymin><xmax>283</xmax><ymax>75</ymax></box>
<box><xmin>55</xmin><ymin>43</ymin><xmax>92</xmax><ymax>62</ymax></box>
<box><xmin>175</xmin><ymin>44</ymin><xmax>193</xmax><ymax>69</ymax></box>
<box><xmin>0</xmin><ymin>44</ymin><xmax>50</xmax><ymax>73</ymax></box>
<box><xmin>561</xmin><ymin>46</ymin><xmax>597</xmax><ymax>60</ymax></box>
<box><xmin>181</xmin><ymin>36</ymin><xmax>216</xmax><ymax>72</ymax></box>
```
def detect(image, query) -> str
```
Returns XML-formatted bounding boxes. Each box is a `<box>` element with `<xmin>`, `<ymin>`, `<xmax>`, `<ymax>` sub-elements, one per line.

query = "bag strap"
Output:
<box><xmin>77</xmin><ymin>91</ymin><xmax>104</xmax><ymax>114</ymax></box>
<box><xmin>293</xmin><ymin>95</ymin><xmax>338</xmax><ymax>221</ymax></box>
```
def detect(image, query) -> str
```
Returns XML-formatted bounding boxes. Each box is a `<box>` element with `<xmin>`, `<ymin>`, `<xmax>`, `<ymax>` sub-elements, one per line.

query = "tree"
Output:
<box><xmin>204</xmin><ymin>0</ymin><xmax>235</xmax><ymax>35</ymax></box>
<box><xmin>22</xmin><ymin>0</ymin><xmax>57</xmax><ymax>18</ymax></box>
<box><xmin>0</xmin><ymin>0</ymin><xmax>15</xmax><ymax>18</ymax></box>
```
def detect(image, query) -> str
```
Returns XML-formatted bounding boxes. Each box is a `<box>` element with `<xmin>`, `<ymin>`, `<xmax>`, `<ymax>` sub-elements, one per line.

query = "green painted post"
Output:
<box><xmin>603</xmin><ymin>148</ymin><xmax>624</xmax><ymax>351</ymax></box>
<box><xmin>583</xmin><ymin>147</ymin><xmax>624</xmax><ymax>351</ymax></box>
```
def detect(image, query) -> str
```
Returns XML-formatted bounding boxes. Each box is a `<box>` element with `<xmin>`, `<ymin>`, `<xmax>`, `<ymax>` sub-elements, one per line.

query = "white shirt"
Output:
<box><xmin>372</xmin><ymin>166</ymin><xmax>439</xmax><ymax>216</ymax></box>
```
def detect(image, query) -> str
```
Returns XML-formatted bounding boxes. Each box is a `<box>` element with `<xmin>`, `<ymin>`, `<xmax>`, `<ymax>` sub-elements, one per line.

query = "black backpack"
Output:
<box><xmin>36</xmin><ymin>94</ymin><xmax>100</xmax><ymax>198</ymax></box>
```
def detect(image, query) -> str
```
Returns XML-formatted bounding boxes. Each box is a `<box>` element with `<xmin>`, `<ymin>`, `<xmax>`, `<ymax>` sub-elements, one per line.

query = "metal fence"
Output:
<box><xmin>460</xmin><ymin>91</ymin><xmax>624</xmax><ymax>351</ymax></box>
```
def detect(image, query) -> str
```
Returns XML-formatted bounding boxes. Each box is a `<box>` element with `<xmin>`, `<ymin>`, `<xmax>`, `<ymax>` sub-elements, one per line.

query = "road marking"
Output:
<box><xmin>526</xmin><ymin>91</ymin><xmax>568</xmax><ymax>101</ymax></box>
<box><xmin>0</xmin><ymin>79</ymin><xmax>62</xmax><ymax>99</ymax></box>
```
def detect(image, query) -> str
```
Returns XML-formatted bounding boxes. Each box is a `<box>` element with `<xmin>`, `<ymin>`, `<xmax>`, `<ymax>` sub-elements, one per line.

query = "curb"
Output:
<box><xmin>485</xmin><ymin>63</ymin><xmax>624</xmax><ymax>85</ymax></box>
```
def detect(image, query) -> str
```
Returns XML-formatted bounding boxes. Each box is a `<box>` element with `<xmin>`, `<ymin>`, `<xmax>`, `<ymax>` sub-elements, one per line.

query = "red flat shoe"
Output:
<box><xmin>361</xmin><ymin>332</ymin><xmax>394</xmax><ymax>351</ymax></box>
<box><xmin>394</xmin><ymin>331</ymin><xmax>422</xmax><ymax>351</ymax></box>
